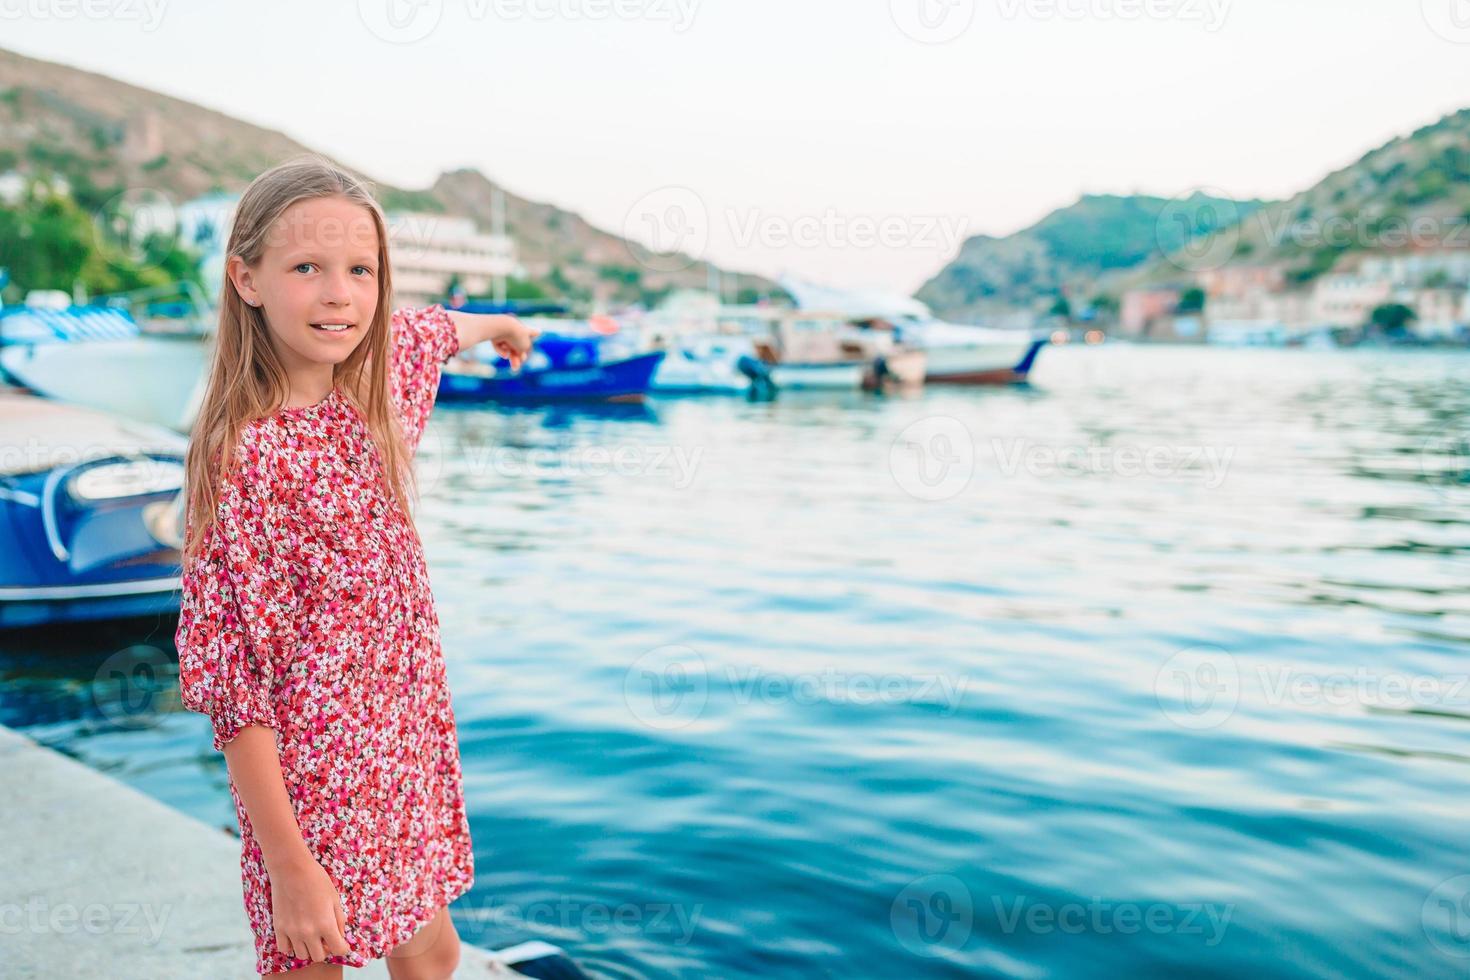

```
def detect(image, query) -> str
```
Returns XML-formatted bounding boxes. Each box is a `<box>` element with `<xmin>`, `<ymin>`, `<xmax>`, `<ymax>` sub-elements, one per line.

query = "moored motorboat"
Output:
<box><xmin>0</xmin><ymin>393</ymin><xmax>186</xmax><ymax>629</ymax></box>
<box><xmin>439</xmin><ymin>331</ymin><xmax>665</xmax><ymax>404</ymax></box>
<box><xmin>650</xmin><ymin>334</ymin><xmax>772</xmax><ymax>395</ymax></box>
<box><xmin>0</xmin><ymin>301</ymin><xmax>209</xmax><ymax>431</ymax></box>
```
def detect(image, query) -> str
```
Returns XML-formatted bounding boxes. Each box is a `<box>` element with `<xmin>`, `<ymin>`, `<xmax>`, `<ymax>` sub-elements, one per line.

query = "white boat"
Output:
<box><xmin>896</xmin><ymin>318</ymin><xmax>1047</xmax><ymax>384</ymax></box>
<box><xmin>0</xmin><ymin>286</ymin><xmax>212</xmax><ymax>432</ymax></box>
<box><xmin>650</xmin><ymin>334</ymin><xmax>768</xmax><ymax>394</ymax></box>
<box><xmin>776</xmin><ymin>274</ymin><xmax>1046</xmax><ymax>384</ymax></box>
<box><xmin>1</xmin><ymin>333</ymin><xmax>208</xmax><ymax>431</ymax></box>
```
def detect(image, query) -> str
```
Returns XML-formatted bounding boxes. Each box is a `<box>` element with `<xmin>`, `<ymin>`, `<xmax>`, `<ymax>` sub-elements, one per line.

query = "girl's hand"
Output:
<box><xmin>492</xmin><ymin>317</ymin><xmax>541</xmax><ymax>372</ymax></box>
<box><xmin>268</xmin><ymin>854</ymin><xmax>351</xmax><ymax>963</ymax></box>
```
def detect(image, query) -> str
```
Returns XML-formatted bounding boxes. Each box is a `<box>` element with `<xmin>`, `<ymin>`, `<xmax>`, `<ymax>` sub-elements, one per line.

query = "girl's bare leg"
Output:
<box><xmin>385</xmin><ymin>905</ymin><xmax>462</xmax><ymax>980</ymax></box>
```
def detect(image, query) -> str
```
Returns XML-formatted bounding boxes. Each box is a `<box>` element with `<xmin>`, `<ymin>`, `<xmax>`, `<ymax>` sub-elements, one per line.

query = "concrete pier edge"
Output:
<box><xmin>0</xmin><ymin>723</ymin><xmax>512</xmax><ymax>978</ymax></box>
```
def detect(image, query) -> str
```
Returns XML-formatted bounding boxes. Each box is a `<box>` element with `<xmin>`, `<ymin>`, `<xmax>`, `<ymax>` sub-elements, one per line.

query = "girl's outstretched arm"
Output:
<box><xmin>224</xmin><ymin>727</ymin><xmax>350</xmax><ymax>963</ymax></box>
<box><xmin>444</xmin><ymin>309</ymin><xmax>539</xmax><ymax>369</ymax></box>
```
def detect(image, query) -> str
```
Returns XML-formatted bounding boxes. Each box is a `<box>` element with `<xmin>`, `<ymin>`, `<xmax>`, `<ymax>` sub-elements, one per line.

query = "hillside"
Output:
<box><xmin>1145</xmin><ymin>107</ymin><xmax>1470</xmax><ymax>286</ymax></box>
<box><xmin>0</xmin><ymin>45</ymin><xmax>775</xmax><ymax>306</ymax></box>
<box><xmin>915</xmin><ymin>192</ymin><xmax>1267</xmax><ymax>320</ymax></box>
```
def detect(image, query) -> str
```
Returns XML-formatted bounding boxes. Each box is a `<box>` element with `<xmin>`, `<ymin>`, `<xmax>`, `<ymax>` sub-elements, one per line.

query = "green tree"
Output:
<box><xmin>1177</xmin><ymin>286</ymin><xmax>1205</xmax><ymax>313</ymax></box>
<box><xmin>1369</xmin><ymin>302</ymin><xmax>1416</xmax><ymax>334</ymax></box>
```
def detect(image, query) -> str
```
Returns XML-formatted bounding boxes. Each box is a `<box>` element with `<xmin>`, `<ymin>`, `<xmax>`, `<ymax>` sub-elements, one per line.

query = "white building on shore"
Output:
<box><xmin>385</xmin><ymin>211</ymin><xmax>519</xmax><ymax>307</ymax></box>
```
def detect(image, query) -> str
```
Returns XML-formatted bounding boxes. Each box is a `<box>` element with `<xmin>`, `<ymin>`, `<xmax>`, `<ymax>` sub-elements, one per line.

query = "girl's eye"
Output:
<box><xmin>353</xmin><ymin>266</ymin><xmax>374</xmax><ymax>277</ymax></box>
<box><xmin>294</xmin><ymin>262</ymin><xmax>315</xmax><ymax>274</ymax></box>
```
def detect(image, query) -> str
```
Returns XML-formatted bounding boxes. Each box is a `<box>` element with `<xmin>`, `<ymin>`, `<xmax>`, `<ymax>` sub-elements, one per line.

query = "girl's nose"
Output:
<box><xmin>321</xmin><ymin>272</ymin><xmax>353</xmax><ymax>304</ymax></box>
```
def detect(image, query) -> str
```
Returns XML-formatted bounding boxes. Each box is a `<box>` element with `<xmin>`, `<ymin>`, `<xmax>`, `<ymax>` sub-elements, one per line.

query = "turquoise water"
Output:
<box><xmin>3</xmin><ymin>344</ymin><xmax>1469</xmax><ymax>978</ymax></box>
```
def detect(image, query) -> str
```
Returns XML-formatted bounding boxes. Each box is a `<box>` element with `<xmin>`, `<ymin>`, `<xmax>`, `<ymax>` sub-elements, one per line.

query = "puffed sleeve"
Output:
<box><xmin>389</xmin><ymin>304</ymin><xmax>461</xmax><ymax>454</ymax></box>
<box><xmin>175</xmin><ymin>430</ymin><xmax>300</xmax><ymax>753</ymax></box>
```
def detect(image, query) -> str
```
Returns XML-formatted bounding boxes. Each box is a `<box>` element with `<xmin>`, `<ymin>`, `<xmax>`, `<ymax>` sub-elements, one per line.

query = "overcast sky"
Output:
<box><xmin>5</xmin><ymin>0</ymin><xmax>1469</xmax><ymax>294</ymax></box>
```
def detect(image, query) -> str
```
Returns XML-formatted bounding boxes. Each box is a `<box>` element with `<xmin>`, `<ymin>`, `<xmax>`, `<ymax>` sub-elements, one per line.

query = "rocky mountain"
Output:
<box><xmin>920</xmin><ymin>107</ymin><xmax>1470</xmax><ymax>319</ymax></box>
<box><xmin>915</xmin><ymin>192</ymin><xmax>1267</xmax><ymax>320</ymax></box>
<box><xmin>0</xmin><ymin>45</ymin><xmax>775</xmax><ymax>306</ymax></box>
<box><xmin>1147</xmin><ymin>107</ymin><xmax>1470</xmax><ymax>286</ymax></box>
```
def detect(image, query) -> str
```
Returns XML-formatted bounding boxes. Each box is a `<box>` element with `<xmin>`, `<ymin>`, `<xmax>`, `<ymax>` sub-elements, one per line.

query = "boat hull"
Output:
<box><xmin>767</xmin><ymin>360</ymin><xmax>866</xmax><ymax>390</ymax></box>
<box><xmin>924</xmin><ymin>338</ymin><xmax>1047</xmax><ymax>385</ymax></box>
<box><xmin>0</xmin><ymin>336</ymin><xmax>208</xmax><ymax>431</ymax></box>
<box><xmin>438</xmin><ymin>351</ymin><xmax>665</xmax><ymax>404</ymax></box>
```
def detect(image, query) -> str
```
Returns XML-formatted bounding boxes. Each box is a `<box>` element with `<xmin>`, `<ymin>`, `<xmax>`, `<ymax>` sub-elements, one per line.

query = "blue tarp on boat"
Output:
<box><xmin>0</xmin><ymin>306</ymin><xmax>141</xmax><ymax>346</ymax></box>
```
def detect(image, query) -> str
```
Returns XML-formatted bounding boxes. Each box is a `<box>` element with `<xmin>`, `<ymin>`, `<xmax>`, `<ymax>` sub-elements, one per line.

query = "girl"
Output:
<box><xmin>175</xmin><ymin>156</ymin><xmax>537</xmax><ymax>979</ymax></box>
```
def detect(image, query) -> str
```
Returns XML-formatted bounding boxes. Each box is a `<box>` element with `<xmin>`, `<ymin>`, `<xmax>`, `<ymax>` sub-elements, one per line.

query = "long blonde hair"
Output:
<box><xmin>181</xmin><ymin>155</ymin><xmax>415</xmax><ymax>564</ymax></box>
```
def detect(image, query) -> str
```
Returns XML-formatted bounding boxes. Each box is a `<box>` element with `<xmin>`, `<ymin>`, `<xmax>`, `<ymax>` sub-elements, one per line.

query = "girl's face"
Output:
<box><xmin>229</xmin><ymin>195</ymin><xmax>381</xmax><ymax>376</ymax></box>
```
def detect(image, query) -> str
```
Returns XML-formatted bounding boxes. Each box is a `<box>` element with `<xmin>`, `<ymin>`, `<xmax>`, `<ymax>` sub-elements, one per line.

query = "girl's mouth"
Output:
<box><xmin>311</xmin><ymin>322</ymin><xmax>355</xmax><ymax>334</ymax></box>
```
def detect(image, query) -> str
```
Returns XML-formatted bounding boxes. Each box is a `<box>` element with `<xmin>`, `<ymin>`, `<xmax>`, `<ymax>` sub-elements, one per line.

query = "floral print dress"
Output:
<box><xmin>176</xmin><ymin>305</ymin><xmax>474</xmax><ymax>976</ymax></box>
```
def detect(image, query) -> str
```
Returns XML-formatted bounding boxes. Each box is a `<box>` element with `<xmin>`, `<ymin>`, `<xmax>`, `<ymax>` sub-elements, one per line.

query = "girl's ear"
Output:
<box><xmin>227</xmin><ymin>255</ymin><xmax>262</xmax><ymax>308</ymax></box>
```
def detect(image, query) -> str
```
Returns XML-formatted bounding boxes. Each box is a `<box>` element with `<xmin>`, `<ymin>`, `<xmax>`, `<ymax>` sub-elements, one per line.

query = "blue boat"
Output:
<box><xmin>438</xmin><ymin>332</ymin><xmax>665</xmax><ymax>404</ymax></box>
<box><xmin>0</xmin><ymin>392</ymin><xmax>186</xmax><ymax>629</ymax></box>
